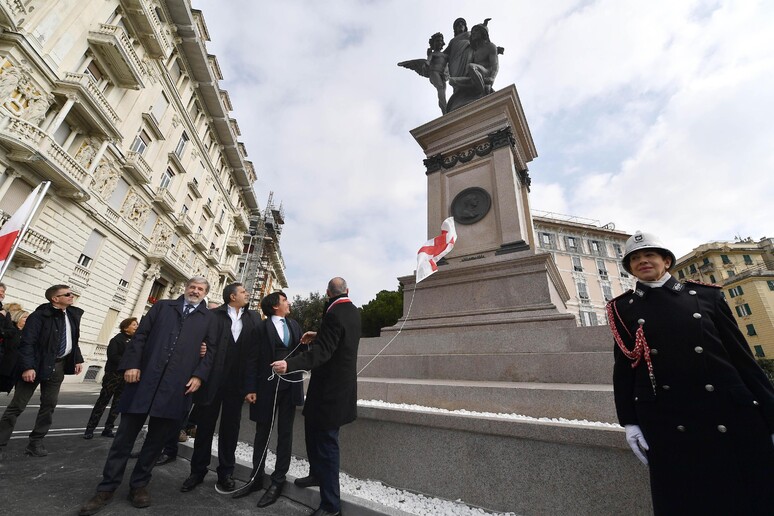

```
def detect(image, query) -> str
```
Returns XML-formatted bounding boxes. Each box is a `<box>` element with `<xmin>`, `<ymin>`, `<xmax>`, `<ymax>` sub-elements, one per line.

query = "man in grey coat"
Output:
<box><xmin>79</xmin><ymin>276</ymin><xmax>216</xmax><ymax>515</ymax></box>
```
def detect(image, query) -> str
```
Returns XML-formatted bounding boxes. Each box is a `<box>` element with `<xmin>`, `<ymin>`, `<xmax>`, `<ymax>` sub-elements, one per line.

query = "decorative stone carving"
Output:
<box><xmin>92</xmin><ymin>159</ymin><xmax>120</xmax><ymax>198</ymax></box>
<box><xmin>121</xmin><ymin>188</ymin><xmax>151</xmax><ymax>228</ymax></box>
<box><xmin>0</xmin><ymin>65</ymin><xmax>23</xmax><ymax>104</ymax></box>
<box><xmin>151</xmin><ymin>220</ymin><xmax>173</xmax><ymax>247</ymax></box>
<box><xmin>143</xmin><ymin>262</ymin><xmax>161</xmax><ymax>279</ymax></box>
<box><xmin>423</xmin><ymin>126</ymin><xmax>515</xmax><ymax>174</ymax></box>
<box><xmin>171</xmin><ymin>113</ymin><xmax>181</xmax><ymax>128</ymax></box>
<box><xmin>75</xmin><ymin>137</ymin><xmax>99</xmax><ymax>167</ymax></box>
<box><xmin>451</xmin><ymin>187</ymin><xmax>492</xmax><ymax>225</ymax></box>
<box><xmin>22</xmin><ymin>91</ymin><xmax>54</xmax><ymax>125</ymax></box>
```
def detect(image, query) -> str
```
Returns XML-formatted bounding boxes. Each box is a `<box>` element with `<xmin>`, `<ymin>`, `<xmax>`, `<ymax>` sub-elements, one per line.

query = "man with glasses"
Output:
<box><xmin>0</xmin><ymin>284</ymin><xmax>84</xmax><ymax>460</ymax></box>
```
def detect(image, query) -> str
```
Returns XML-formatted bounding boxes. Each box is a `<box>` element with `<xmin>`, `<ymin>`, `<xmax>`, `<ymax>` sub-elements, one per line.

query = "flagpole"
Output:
<box><xmin>0</xmin><ymin>181</ymin><xmax>51</xmax><ymax>281</ymax></box>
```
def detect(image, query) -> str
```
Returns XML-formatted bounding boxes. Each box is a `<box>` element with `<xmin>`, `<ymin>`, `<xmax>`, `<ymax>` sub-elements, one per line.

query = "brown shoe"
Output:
<box><xmin>178</xmin><ymin>430</ymin><xmax>188</xmax><ymax>442</ymax></box>
<box><xmin>79</xmin><ymin>491</ymin><xmax>113</xmax><ymax>516</ymax></box>
<box><xmin>128</xmin><ymin>486</ymin><xmax>150</xmax><ymax>508</ymax></box>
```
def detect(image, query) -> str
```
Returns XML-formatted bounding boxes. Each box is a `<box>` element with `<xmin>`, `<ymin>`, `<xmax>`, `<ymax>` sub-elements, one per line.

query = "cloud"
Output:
<box><xmin>193</xmin><ymin>0</ymin><xmax>774</xmax><ymax>304</ymax></box>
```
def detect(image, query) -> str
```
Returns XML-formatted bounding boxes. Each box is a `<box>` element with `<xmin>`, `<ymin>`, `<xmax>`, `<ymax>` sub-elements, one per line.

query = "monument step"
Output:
<box><xmin>358</xmin><ymin>377</ymin><xmax>618</xmax><ymax>423</ymax></box>
<box><xmin>357</xmin><ymin>350</ymin><xmax>613</xmax><ymax>384</ymax></box>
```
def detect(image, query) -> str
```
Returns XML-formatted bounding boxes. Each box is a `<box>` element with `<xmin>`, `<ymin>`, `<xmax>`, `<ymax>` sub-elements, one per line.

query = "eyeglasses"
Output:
<box><xmin>57</xmin><ymin>293</ymin><xmax>74</xmax><ymax>298</ymax></box>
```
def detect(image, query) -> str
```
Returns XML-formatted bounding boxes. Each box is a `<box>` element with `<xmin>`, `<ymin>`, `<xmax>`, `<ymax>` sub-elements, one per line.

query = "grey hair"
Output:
<box><xmin>327</xmin><ymin>277</ymin><xmax>348</xmax><ymax>297</ymax></box>
<box><xmin>186</xmin><ymin>276</ymin><xmax>210</xmax><ymax>293</ymax></box>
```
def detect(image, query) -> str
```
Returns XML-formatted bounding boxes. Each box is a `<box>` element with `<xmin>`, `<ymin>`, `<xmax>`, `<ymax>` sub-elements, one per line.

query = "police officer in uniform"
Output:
<box><xmin>608</xmin><ymin>231</ymin><xmax>774</xmax><ymax>515</ymax></box>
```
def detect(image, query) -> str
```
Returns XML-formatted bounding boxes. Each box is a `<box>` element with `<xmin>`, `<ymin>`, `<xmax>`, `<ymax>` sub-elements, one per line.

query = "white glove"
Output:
<box><xmin>624</xmin><ymin>424</ymin><xmax>649</xmax><ymax>465</ymax></box>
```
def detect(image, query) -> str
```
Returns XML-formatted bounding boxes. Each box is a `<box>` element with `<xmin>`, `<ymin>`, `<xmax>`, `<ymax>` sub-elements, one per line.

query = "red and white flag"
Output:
<box><xmin>0</xmin><ymin>182</ymin><xmax>48</xmax><ymax>276</ymax></box>
<box><xmin>416</xmin><ymin>217</ymin><xmax>457</xmax><ymax>283</ymax></box>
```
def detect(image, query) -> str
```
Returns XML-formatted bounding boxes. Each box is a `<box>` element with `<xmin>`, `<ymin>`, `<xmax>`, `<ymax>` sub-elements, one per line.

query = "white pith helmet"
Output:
<box><xmin>622</xmin><ymin>231</ymin><xmax>676</xmax><ymax>274</ymax></box>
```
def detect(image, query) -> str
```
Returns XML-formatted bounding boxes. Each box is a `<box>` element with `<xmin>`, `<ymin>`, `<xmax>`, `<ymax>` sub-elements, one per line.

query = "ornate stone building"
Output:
<box><xmin>0</xmin><ymin>1</ymin><xmax>272</xmax><ymax>381</ymax></box>
<box><xmin>673</xmin><ymin>239</ymin><xmax>774</xmax><ymax>358</ymax></box>
<box><xmin>532</xmin><ymin>212</ymin><xmax>633</xmax><ymax>326</ymax></box>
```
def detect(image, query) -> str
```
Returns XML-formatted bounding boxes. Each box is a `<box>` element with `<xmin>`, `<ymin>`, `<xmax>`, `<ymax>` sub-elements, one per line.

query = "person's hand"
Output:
<box><xmin>624</xmin><ymin>424</ymin><xmax>649</xmax><ymax>465</ymax></box>
<box><xmin>185</xmin><ymin>376</ymin><xmax>202</xmax><ymax>394</ymax></box>
<box><xmin>75</xmin><ymin>363</ymin><xmax>83</xmax><ymax>375</ymax></box>
<box><xmin>245</xmin><ymin>393</ymin><xmax>256</xmax><ymax>404</ymax></box>
<box><xmin>124</xmin><ymin>369</ymin><xmax>141</xmax><ymax>383</ymax></box>
<box><xmin>300</xmin><ymin>331</ymin><xmax>317</xmax><ymax>345</ymax></box>
<box><xmin>271</xmin><ymin>360</ymin><xmax>287</xmax><ymax>375</ymax></box>
<box><xmin>200</xmin><ymin>342</ymin><xmax>206</xmax><ymax>358</ymax></box>
<box><xmin>21</xmin><ymin>369</ymin><xmax>35</xmax><ymax>383</ymax></box>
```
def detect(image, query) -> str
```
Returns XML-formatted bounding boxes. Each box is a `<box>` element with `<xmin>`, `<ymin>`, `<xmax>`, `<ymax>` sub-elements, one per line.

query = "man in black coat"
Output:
<box><xmin>0</xmin><ymin>284</ymin><xmax>84</xmax><ymax>460</ymax></box>
<box><xmin>180</xmin><ymin>282</ymin><xmax>260</xmax><ymax>493</ymax></box>
<box><xmin>79</xmin><ymin>276</ymin><xmax>215</xmax><ymax>515</ymax></box>
<box><xmin>272</xmin><ymin>277</ymin><xmax>360</xmax><ymax>516</ymax></box>
<box><xmin>608</xmin><ymin>231</ymin><xmax>774</xmax><ymax>515</ymax></box>
<box><xmin>83</xmin><ymin>317</ymin><xmax>138</xmax><ymax>439</ymax></box>
<box><xmin>237</xmin><ymin>290</ymin><xmax>306</xmax><ymax>507</ymax></box>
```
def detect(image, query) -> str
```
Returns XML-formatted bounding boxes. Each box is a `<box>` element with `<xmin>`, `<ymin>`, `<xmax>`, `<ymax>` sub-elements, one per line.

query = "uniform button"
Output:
<box><xmin>634</xmin><ymin>396</ymin><xmax>639</xmax><ymax>401</ymax></box>
<box><xmin>629</xmin><ymin>299</ymin><xmax>634</xmax><ymax>304</ymax></box>
<box><xmin>677</xmin><ymin>425</ymin><xmax>685</xmax><ymax>432</ymax></box>
<box><xmin>662</xmin><ymin>385</ymin><xmax>671</xmax><ymax>390</ymax></box>
<box><xmin>693</xmin><ymin>313</ymin><xmax>702</xmax><ymax>319</ymax></box>
<box><xmin>689</xmin><ymin>290</ymin><xmax>697</xmax><ymax>295</ymax></box>
<box><xmin>637</xmin><ymin>318</ymin><xmax>645</xmax><ymax>325</ymax></box>
<box><xmin>650</xmin><ymin>348</ymin><xmax>658</xmax><ymax>355</ymax></box>
<box><xmin>717</xmin><ymin>425</ymin><xmax>727</xmax><ymax>433</ymax></box>
<box><xmin>753</xmin><ymin>400</ymin><xmax>759</xmax><ymax>406</ymax></box>
<box><xmin>694</xmin><ymin>346</ymin><xmax>703</xmax><ymax>353</ymax></box>
<box><xmin>705</xmin><ymin>384</ymin><xmax>714</xmax><ymax>392</ymax></box>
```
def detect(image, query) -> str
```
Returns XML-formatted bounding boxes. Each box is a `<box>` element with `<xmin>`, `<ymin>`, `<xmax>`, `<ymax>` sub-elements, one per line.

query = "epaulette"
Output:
<box><xmin>606</xmin><ymin>289</ymin><xmax>633</xmax><ymax>305</ymax></box>
<box><xmin>684</xmin><ymin>279</ymin><xmax>721</xmax><ymax>289</ymax></box>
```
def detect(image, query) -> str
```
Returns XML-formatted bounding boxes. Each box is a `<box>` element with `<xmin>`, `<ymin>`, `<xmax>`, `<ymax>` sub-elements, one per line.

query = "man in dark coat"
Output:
<box><xmin>608</xmin><ymin>231</ymin><xmax>774</xmax><ymax>515</ymax></box>
<box><xmin>83</xmin><ymin>317</ymin><xmax>138</xmax><ymax>439</ymax></box>
<box><xmin>79</xmin><ymin>276</ymin><xmax>215</xmax><ymax>515</ymax></box>
<box><xmin>236</xmin><ymin>290</ymin><xmax>306</xmax><ymax>507</ymax></box>
<box><xmin>180</xmin><ymin>282</ymin><xmax>260</xmax><ymax>493</ymax></box>
<box><xmin>0</xmin><ymin>284</ymin><xmax>84</xmax><ymax>460</ymax></box>
<box><xmin>272</xmin><ymin>277</ymin><xmax>360</xmax><ymax>516</ymax></box>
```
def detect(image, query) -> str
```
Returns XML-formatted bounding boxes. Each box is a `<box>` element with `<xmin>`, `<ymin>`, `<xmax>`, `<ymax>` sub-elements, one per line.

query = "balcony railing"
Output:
<box><xmin>0</xmin><ymin>209</ymin><xmax>53</xmax><ymax>268</ymax></box>
<box><xmin>119</xmin><ymin>0</ymin><xmax>173</xmax><ymax>59</ymax></box>
<box><xmin>192</xmin><ymin>234</ymin><xmax>208</xmax><ymax>251</ymax></box>
<box><xmin>0</xmin><ymin>115</ymin><xmax>90</xmax><ymax>200</ymax></box>
<box><xmin>234</xmin><ymin>210</ymin><xmax>249</xmax><ymax>231</ymax></box>
<box><xmin>123</xmin><ymin>151</ymin><xmax>153</xmax><ymax>184</ymax></box>
<box><xmin>60</xmin><ymin>72</ymin><xmax>121</xmax><ymax>129</ymax></box>
<box><xmin>0</xmin><ymin>0</ymin><xmax>31</xmax><ymax>30</ymax></box>
<box><xmin>87</xmin><ymin>23</ymin><xmax>145</xmax><ymax>89</ymax></box>
<box><xmin>70</xmin><ymin>263</ymin><xmax>91</xmax><ymax>288</ymax></box>
<box><xmin>174</xmin><ymin>212</ymin><xmax>194</xmax><ymax>234</ymax></box>
<box><xmin>153</xmin><ymin>185</ymin><xmax>176</xmax><ymax>212</ymax></box>
<box><xmin>226</xmin><ymin>234</ymin><xmax>242</xmax><ymax>254</ymax></box>
<box><xmin>206</xmin><ymin>248</ymin><xmax>220</xmax><ymax>265</ymax></box>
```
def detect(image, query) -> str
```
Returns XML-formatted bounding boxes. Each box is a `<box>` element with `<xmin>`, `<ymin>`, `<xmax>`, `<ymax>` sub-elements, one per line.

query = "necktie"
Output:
<box><xmin>183</xmin><ymin>304</ymin><xmax>193</xmax><ymax>320</ymax></box>
<box><xmin>58</xmin><ymin>312</ymin><xmax>67</xmax><ymax>357</ymax></box>
<box><xmin>281</xmin><ymin>319</ymin><xmax>289</xmax><ymax>346</ymax></box>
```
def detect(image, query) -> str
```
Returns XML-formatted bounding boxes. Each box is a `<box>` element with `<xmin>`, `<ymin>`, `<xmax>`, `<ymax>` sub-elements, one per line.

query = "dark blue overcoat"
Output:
<box><xmin>118</xmin><ymin>297</ymin><xmax>215</xmax><ymax>419</ymax></box>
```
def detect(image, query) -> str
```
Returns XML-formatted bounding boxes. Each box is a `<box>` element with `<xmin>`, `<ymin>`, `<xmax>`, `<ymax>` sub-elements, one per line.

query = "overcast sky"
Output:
<box><xmin>192</xmin><ymin>0</ymin><xmax>774</xmax><ymax>306</ymax></box>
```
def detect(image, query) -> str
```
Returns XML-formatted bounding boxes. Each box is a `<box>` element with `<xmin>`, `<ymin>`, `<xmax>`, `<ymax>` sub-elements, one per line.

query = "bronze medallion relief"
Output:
<box><xmin>451</xmin><ymin>187</ymin><xmax>491</xmax><ymax>225</ymax></box>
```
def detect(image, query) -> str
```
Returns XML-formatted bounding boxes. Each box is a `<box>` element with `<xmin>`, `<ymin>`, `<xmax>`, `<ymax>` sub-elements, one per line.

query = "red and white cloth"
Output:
<box><xmin>0</xmin><ymin>183</ymin><xmax>45</xmax><ymax>271</ymax></box>
<box><xmin>416</xmin><ymin>217</ymin><xmax>457</xmax><ymax>283</ymax></box>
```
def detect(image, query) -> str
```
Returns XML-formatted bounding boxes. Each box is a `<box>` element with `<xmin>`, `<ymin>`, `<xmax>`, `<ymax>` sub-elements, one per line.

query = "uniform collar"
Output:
<box><xmin>634</xmin><ymin>275</ymin><xmax>684</xmax><ymax>297</ymax></box>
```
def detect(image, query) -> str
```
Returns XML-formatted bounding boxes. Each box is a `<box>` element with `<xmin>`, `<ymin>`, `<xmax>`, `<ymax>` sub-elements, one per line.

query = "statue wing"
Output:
<box><xmin>398</xmin><ymin>59</ymin><xmax>429</xmax><ymax>78</ymax></box>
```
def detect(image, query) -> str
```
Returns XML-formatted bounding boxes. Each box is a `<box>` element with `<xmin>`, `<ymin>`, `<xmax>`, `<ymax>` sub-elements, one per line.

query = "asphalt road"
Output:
<box><xmin>0</xmin><ymin>381</ymin><xmax>314</xmax><ymax>516</ymax></box>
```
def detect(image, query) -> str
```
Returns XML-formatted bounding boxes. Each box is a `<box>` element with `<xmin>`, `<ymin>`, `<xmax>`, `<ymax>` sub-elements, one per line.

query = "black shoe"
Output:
<box><xmin>83</xmin><ymin>430</ymin><xmax>94</xmax><ymax>440</ymax></box>
<box><xmin>155</xmin><ymin>453</ymin><xmax>176</xmax><ymax>466</ymax></box>
<box><xmin>256</xmin><ymin>483</ymin><xmax>283</xmax><ymax>508</ymax></box>
<box><xmin>231</xmin><ymin>471</ymin><xmax>264</xmax><ymax>499</ymax></box>
<box><xmin>215</xmin><ymin>475</ymin><xmax>236</xmax><ymax>494</ymax></box>
<box><xmin>78</xmin><ymin>491</ymin><xmax>114</xmax><ymax>515</ymax></box>
<box><xmin>180</xmin><ymin>473</ymin><xmax>205</xmax><ymax>492</ymax></box>
<box><xmin>128</xmin><ymin>486</ymin><xmax>150</xmax><ymax>508</ymax></box>
<box><xmin>294</xmin><ymin>475</ymin><xmax>320</xmax><ymax>488</ymax></box>
<box><xmin>25</xmin><ymin>441</ymin><xmax>47</xmax><ymax>457</ymax></box>
<box><xmin>311</xmin><ymin>509</ymin><xmax>341</xmax><ymax>516</ymax></box>
<box><xmin>101</xmin><ymin>428</ymin><xmax>115</xmax><ymax>438</ymax></box>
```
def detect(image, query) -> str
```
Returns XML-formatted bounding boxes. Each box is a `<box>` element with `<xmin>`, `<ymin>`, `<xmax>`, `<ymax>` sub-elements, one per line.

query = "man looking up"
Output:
<box><xmin>79</xmin><ymin>276</ymin><xmax>215</xmax><ymax>515</ymax></box>
<box><xmin>0</xmin><ymin>284</ymin><xmax>83</xmax><ymax>460</ymax></box>
<box><xmin>271</xmin><ymin>277</ymin><xmax>361</xmax><ymax>516</ymax></box>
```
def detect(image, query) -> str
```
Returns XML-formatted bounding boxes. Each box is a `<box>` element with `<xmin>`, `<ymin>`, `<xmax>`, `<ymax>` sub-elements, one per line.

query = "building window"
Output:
<box><xmin>589</xmin><ymin>240</ymin><xmax>605</xmax><ymax>257</ymax></box>
<box><xmin>678</xmin><ymin>270</ymin><xmax>685</xmax><ymax>279</ymax></box>
<box><xmin>119</xmin><ymin>256</ymin><xmax>139</xmax><ymax>288</ymax></box>
<box><xmin>754</xmin><ymin>345</ymin><xmax>765</xmax><ymax>358</ymax></box>
<box><xmin>572</xmin><ymin>256</ymin><xmax>583</xmax><ymax>272</ymax></box>
<box><xmin>619</xmin><ymin>264</ymin><xmax>629</xmax><ymax>278</ymax></box>
<box><xmin>729</xmin><ymin>286</ymin><xmax>744</xmax><ymax>298</ymax></box>
<box><xmin>597</xmin><ymin>259</ymin><xmax>608</xmax><ymax>278</ymax></box>
<box><xmin>130</xmin><ymin>130</ymin><xmax>151</xmax><ymax>154</ymax></box>
<box><xmin>689</xmin><ymin>264</ymin><xmax>697</xmax><ymax>274</ymax></box>
<box><xmin>566</xmin><ymin>236</ymin><xmax>579</xmax><ymax>252</ymax></box>
<box><xmin>613</xmin><ymin>244</ymin><xmax>623</xmax><ymax>258</ymax></box>
<box><xmin>709</xmin><ymin>274</ymin><xmax>717</xmax><ymax>284</ymax></box>
<box><xmin>743</xmin><ymin>255</ymin><xmax>753</xmax><ymax>265</ymax></box>
<box><xmin>721</xmin><ymin>254</ymin><xmax>731</xmax><ymax>264</ymax></box>
<box><xmin>768</xmin><ymin>280</ymin><xmax>774</xmax><ymax>291</ymax></box>
<box><xmin>580</xmin><ymin>311</ymin><xmax>598</xmax><ymax>327</ymax></box>
<box><xmin>602</xmin><ymin>284</ymin><xmax>613</xmax><ymax>302</ymax></box>
<box><xmin>175</xmin><ymin>131</ymin><xmax>189</xmax><ymax>158</ymax></box>
<box><xmin>727</xmin><ymin>270</ymin><xmax>735</xmax><ymax>278</ymax></box>
<box><xmin>160</xmin><ymin>167</ymin><xmax>174</xmax><ymax>189</ymax></box>
<box><xmin>78</xmin><ymin>230</ymin><xmax>105</xmax><ymax>269</ymax></box>
<box><xmin>181</xmin><ymin>204</ymin><xmax>189</xmax><ymax>214</ymax></box>
<box><xmin>735</xmin><ymin>304</ymin><xmax>752</xmax><ymax>317</ymax></box>
<box><xmin>577</xmin><ymin>281</ymin><xmax>589</xmax><ymax>300</ymax></box>
<box><xmin>539</xmin><ymin>232</ymin><xmax>554</xmax><ymax>248</ymax></box>
<box><xmin>746</xmin><ymin>324</ymin><xmax>757</xmax><ymax>336</ymax></box>
<box><xmin>702</xmin><ymin>257</ymin><xmax>710</xmax><ymax>265</ymax></box>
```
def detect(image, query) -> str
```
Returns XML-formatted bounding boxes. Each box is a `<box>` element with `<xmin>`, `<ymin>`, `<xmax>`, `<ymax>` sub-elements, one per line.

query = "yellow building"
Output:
<box><xmin>673</xmin><ymin>240</ymin><xmax>774</xmax><ymax>358</ymax></box>
<box><xmin>533</xmin><ymin>212</ymin><xmax>634</xmax><ymax>326</ymax></box>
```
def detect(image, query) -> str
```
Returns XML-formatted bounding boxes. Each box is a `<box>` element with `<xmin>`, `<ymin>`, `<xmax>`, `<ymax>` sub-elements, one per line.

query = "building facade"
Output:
<box><xmin>532</xmin><ymin>212</ymin><xmax>633</xmax><ymax>327</ymax></box>
<box><xmin>0</xmin><ymin>1</ymin><xmax>280</xmax><ymax>381</ymax></box>
<box><xmin>673</xmin><ymin>239</ymin><xmax>774</xmax><ymax>358</ymax></box>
